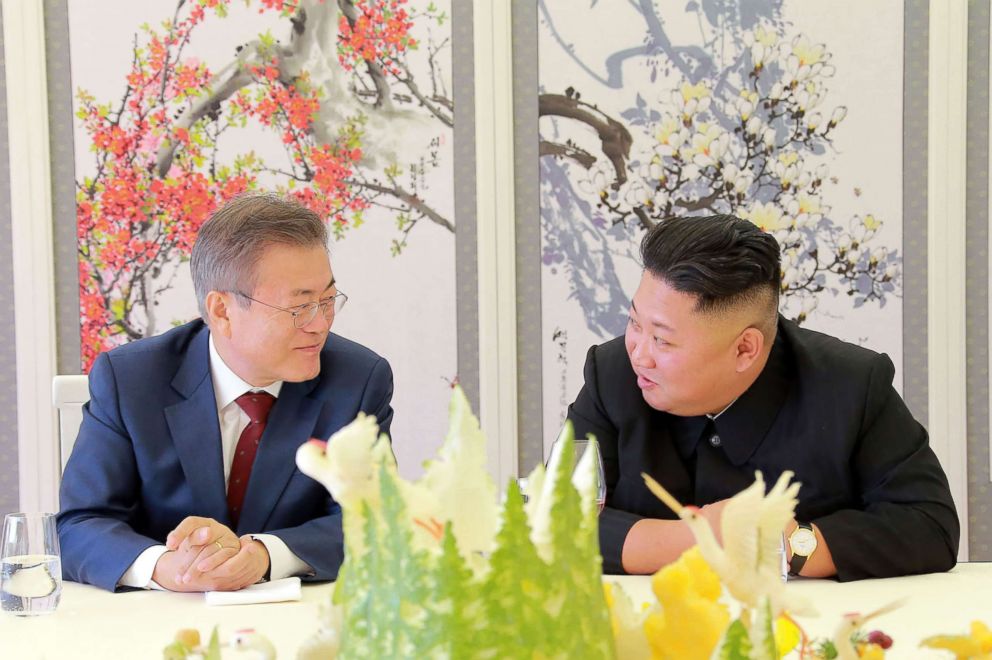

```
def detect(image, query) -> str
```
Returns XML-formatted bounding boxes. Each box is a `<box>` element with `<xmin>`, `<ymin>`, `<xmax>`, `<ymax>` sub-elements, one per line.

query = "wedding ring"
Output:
<box><xmin>214</xmin><ymin>540</ymin><xmax>224</xmax><ymax>552</ymax></box>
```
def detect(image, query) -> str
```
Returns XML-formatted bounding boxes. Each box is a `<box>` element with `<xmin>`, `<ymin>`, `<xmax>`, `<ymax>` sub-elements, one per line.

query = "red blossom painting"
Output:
<box><xmin>72</xmin><ymin>0</ymin><xmax>453</xmax><ymax>371</ymax></box>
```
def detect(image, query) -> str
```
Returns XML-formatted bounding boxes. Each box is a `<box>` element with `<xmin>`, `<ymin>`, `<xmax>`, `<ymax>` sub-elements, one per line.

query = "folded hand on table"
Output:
<box><xmin>152</xmin><ymin>516</ymin><xmax>270</xmax><ymax>592</ymax></box>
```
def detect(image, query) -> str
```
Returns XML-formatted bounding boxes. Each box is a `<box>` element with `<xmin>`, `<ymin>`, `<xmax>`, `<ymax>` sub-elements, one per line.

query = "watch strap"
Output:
<box><xmin>788</xmin><ymin>522</ymin><xmax>814</xmax><ymax>576</ymax></box>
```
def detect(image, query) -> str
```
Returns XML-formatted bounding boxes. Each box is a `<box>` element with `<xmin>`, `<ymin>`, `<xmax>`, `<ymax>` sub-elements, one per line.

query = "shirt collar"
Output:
<box><xmin>712</xmin><ymin>326</ymin><xmax>791</xmax><ymax>466</ymax></box>
<box><xmin>208</xmin><ymin>334</ymin><xmax>283</xmax><ymax>411</ymax></box>
<box><xmin>669</xmin><ymin>398</ymin><xmax>736</xmax><ymax>461</ymax></box>
<box><xmin>707</xmin><ymin>397</ymin><xmax>738</xmax><ymax>420</ymax></box>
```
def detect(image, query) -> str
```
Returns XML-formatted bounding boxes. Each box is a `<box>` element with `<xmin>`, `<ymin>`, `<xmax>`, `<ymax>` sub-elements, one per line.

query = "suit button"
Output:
<box><xmin>709</xmin><ymin>434</ymin><xmax>722</xmax><ymax>447</ymax></box>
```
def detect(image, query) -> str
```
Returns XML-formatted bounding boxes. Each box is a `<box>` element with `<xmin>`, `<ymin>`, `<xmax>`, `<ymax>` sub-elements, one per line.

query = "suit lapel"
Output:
<box><xmin>164</xmin><ymin>326</ymin><xmax>230</xmax><ymax>524</ymax></box>
<box><xmin>236</xmin><ymin>377</ymin><xmax>321</xmax><ymax>533</ymax></box>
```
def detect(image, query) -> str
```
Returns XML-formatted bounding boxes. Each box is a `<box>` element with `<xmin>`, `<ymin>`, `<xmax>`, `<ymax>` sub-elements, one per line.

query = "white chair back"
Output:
<box><xmin>52</xmin><ymin>375</ymin><xmax>90</xmax><ymax>472</ymax></box>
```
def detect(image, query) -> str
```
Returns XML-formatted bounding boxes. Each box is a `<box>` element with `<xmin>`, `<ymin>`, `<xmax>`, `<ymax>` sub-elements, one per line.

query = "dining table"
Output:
<box><xmin>1</xmin><ymin>562</ymin><xmax>989</xmax><ymax>658</ymax></box>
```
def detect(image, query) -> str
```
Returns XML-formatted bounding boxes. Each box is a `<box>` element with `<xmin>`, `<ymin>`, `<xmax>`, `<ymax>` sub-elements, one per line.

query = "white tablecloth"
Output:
<box><xmin>1</xmin><ymin>563</ymin><xmax>989</xmax><ymax>658</ymax></box>
<box><xmin>1</xmin><ymin>579</ymin><xmax>332</xmax><ymax>659</ymax></box>
<box><xmin>607</xmin><ymin>562</ymin><xmax>992</xmax><ymax>658</ymax></box>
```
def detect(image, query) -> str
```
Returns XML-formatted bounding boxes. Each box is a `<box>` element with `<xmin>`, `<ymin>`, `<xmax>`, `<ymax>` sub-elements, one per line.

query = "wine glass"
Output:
<box><xmin>547</xmin><ymin>435</ymin><xmax>607</xmax><ymax>512</ymax></box>
<box><xmin>1</xmin><ymin>512</ymin><xmax>62</xmax><ymax>615</ymax></box>
<box><xmin>779</xmin><ymin>533</ymin><xmax>790</xmax><ymax>582</ymax></box>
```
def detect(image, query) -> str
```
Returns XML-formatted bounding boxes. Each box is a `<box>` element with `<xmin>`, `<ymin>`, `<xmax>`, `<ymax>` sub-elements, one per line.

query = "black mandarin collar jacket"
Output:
<box><xmin>567</xmin><ymin>317</ymin><xmax>959</xmax><ymax>580</ymax></box>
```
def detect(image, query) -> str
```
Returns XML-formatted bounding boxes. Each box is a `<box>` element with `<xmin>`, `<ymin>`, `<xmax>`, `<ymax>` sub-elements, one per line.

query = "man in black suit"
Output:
<box><xmin>567</xmin><ymin>214</ymin><xmax>959</xmax><ymax>580</ymax></box>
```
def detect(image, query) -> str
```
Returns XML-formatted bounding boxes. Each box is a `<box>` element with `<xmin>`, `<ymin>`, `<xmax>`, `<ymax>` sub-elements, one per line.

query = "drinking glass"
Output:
<box><xmin>779</xmin><ymin>533</ymin><xmax>789</xmax><ymax>582</ymax></box>
<box><xmin>1</xmin><ymin>513</ymin><xmax>62</xmax><ymax>615</ymax></box>
<box><xmin>547</xmin><ymin>436</ymin><xmax>607</xmax><ymax>512</ymax></box>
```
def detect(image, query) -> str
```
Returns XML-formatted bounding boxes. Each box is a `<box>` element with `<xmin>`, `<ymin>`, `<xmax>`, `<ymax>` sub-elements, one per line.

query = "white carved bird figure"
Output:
<box><xmin>296</xmin><ymin>389</ymin><xmax>499</xmax><ymax>570</ymax></box>
<box><xmin>229</xmin><ymin>628</ymin><xmax>277</xmax><ymax>660</ymax></box>
<box><xmin>643</xmin><ymin>470</ymin><xmax>815</xmax><ymax>620</ymax></box>
<box><xmin>831</xmin><ymin>601</ymin><xmax>904</xmax><ymax>660</ymax></box>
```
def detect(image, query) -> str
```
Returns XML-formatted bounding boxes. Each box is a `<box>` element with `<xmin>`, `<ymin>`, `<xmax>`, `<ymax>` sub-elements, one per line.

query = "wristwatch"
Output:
<box><xmin>788</xmin><ymin>522</ymin><xmax>817</xmax><ymax>576</ymax></box>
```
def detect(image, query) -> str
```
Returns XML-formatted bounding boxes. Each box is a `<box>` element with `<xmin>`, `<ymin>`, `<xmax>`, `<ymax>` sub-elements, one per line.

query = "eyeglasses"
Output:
<box><xmin>235</xmin><ymin>291</ymin><xmax>348</xmax><ymax>328</ymax></box>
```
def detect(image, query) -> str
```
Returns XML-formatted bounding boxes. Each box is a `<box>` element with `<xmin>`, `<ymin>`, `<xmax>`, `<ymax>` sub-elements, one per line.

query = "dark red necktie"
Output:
<box><xmin>227</xmin><ymin>391</ymin><xmax>276</xmax><ymax>528</ymax></box>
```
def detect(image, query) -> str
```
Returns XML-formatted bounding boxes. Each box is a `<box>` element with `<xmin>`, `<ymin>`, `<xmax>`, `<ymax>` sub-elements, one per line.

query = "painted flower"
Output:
<box><xmin>656</xmin><ymin>115</ymin><xmax>689</xmax><ymax>155</ymax></box>
<box><xmin>624</xmin><ymin>180</ymin><xmax>652</xmax><ymax>207</ymax></box>
<box><xmin>722</xmin><ymin>163</ymin><xmax>754</xmax><ymax>195</ymax></box>
<box><xmin>829</xmin><ymin>105</ymin><xmax>848</xmax><ymax>126</ymax></box>
<box><xmin>689</xmin><ymin>124</ymin><xmax>729</xmax><ymax>168</ymax></box>
<box><xmin>852</xmin><ymin>214</ymin><xmax>882</xmax><ymax>241</ymax></box>
<box><xmin>745</xmin><ymin>115</ymin><xmax>763</xmax><ymax>136</ymax></box>
<box><xmin>673</xmin><ymin>82</ymin><xmax>712</xmax><ymax>119</ymax></box>
<box><xmin>792</xmin><ymin>35</ymin><xmax>828</xmax><ymax>67</ymax></box>
<box><xmin>794</xmin><ymin>87</ymin><xmax>822</xmax><ymax>113</ymax></box>
<box><xmin>754</xmin><ymin>25</ymin><xmax>779</xmax><ymax>48</ymax></box>
<box><xmin>737</xmin><ymin>90</ymin><xmax>759</xmax><ymax>120</ymax></box>
<box><xmin>746</xmin><ymin>25</ymin><xmax>780</xmax><ymax>70</ymax></box>
<box><xmin>646</xmin><ymin>158</ymin><xmax>665</xmax><ymax>182</ymax></box>
<box><xmin>680</xmin><ymin>81</ymin><xmax>710</xmax><ymax>103</ymax></box>
<box><xmin>740</xmin><ymin>201</ymin><xmax>789</xmax><ymax>233</ymax></box>
<box><xmin>579</xmin><ymin>163</ymin><xmax>612</xmax><ymax>196</ymax></box>
<box><xmin>787</xmin><ymin>194</ymin><xmax>825</xmax><ymax>228</ymax></box>
<box><xmin>774</xmin><ymin>152</ymin><xmax>802</xmax><ymax>189</ymax></box>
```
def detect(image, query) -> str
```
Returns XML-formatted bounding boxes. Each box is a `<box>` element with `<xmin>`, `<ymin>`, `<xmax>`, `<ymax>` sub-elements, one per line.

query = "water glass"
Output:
<box><xmin>548</xmin><ymin>436</ymin><xmax>607</xmax><ymax>512</ymax></box>
<box><xmin>779</xmin><ymin>533</ymin><xmax>789</xmax><ymax>582</ymax></box>
<box><xmin>1</xmin><ymin>512</ymin><xmax>62</xmax><ymax>615</ymax></box>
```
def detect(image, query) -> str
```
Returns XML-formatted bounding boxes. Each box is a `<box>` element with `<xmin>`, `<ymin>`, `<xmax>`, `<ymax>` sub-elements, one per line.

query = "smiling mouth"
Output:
<box><xmin>296</xmin><ymin>344</ymin><xmax>322</xmax><ymax>352</ymax></box>
<box><xmin>636</xmin><ymin>373</ymin><xmax>657</xmax><ymax>389</ymax></box>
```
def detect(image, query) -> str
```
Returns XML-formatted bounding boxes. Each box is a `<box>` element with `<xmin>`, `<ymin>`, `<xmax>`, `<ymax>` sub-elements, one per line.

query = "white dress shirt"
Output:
<box><xmin>118</xmin><ymin>335</ymin><xmax>312</xmax><ymax>588</ymax></box>
<box><xmin>707</xmin><ymin>396</ymin><xmax>738</xmax><ymax>420</ymax></box>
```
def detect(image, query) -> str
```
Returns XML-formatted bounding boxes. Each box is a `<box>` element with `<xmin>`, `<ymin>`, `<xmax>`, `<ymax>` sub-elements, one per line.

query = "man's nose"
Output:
<box><xmin>302</xmin><ymin>308</ymin><xmax>332</xmax><ymax>333</ymax></box>
<box><xmin>629</xmin><ymin>336</ymin><xmax>652</xmax><ymax>367</ymax></box>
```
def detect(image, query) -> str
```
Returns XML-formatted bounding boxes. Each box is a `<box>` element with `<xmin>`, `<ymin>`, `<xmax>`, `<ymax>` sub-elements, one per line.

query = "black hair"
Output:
<box><xmin>640</xmin><ymin>214</ymin><xmax>781</xmax><ymax>318</ymax></box>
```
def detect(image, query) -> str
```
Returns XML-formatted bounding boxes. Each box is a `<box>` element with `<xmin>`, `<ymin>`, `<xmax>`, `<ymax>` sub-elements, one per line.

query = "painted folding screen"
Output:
<box><xmin>536</xmin><ymin>1</ymin><xmax>909</xmax><ymax>451</ymax></box>
<box><xmin>65</xmin><ymin>0</ymin><xmax>457</xmax><ymax>475</ymax></box>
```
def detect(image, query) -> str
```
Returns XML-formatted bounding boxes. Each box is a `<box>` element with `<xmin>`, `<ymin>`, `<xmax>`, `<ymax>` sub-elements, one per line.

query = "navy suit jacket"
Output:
<box><xmin>57</xmin><ymin>320</ymin><xmax>393</xmax><ymax>591</ymax></box>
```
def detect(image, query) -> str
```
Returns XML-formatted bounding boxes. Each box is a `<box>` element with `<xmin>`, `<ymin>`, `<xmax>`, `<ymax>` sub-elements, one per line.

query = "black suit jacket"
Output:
<box><xmin>567</xmin><ymin>318</ymin><xmax>959</xmax><ymax>580</ymax></box>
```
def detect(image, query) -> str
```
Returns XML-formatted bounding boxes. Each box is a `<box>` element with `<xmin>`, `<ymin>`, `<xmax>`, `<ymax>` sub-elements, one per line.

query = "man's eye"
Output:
<box><xmin>653</xmin><ymin>336</ymin><xmax>669</xmax><ymax>346</ymax></box>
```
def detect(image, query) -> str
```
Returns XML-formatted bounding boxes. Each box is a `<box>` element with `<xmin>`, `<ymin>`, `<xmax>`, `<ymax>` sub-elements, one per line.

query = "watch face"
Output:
<box><xmin>791</xmin><ymin>528</ymin><xmax>817</xmax><ymax>556</ymax></box>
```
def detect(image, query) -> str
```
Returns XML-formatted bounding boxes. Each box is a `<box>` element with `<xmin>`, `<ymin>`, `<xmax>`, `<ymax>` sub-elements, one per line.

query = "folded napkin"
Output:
<box><xmin>205</xmin><ymin>577</ymin><xmax>302</xmax><ymax>606</ymax></box>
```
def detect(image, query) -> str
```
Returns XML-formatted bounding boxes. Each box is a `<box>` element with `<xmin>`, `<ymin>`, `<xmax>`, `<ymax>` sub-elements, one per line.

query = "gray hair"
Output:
<box><xmin>190</xmin><ymin>192</ymin><xmax>328</xmax><ymax>318</ymax></box>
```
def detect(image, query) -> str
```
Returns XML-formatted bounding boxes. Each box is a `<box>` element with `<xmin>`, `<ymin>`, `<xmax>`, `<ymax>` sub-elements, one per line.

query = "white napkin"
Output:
<box><xmin>204</xmin><ymin>576</ymin><xmax>302</xmax><ymax>606</ymax></box>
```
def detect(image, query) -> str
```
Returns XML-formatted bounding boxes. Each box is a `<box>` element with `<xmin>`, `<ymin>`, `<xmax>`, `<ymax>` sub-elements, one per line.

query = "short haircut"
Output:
<box><xmin>640</xmin><ymin>214</ymin><xmax>781</xmax><ymax>332</ymax></box>
<box><xmin>190</xmin><ymin>192</ymin><xmax>328</xmax><ymax>319</ymax></box>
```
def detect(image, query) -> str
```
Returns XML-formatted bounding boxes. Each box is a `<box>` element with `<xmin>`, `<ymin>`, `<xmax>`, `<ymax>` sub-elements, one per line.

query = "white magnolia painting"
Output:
<box><xmin>538</xmin><ymin>1</ymin><xmax>904</xmax><ymax>449</ymax></box>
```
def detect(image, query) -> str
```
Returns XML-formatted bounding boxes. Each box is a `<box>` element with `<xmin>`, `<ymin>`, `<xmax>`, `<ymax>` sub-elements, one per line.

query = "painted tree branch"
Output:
<box><xmin>673</xmin><ymin>190</ymin><xmax>721</xmax><ymax>213</ymax></box>
<box><xmin>76</xmin><ymin>0</ymin><xmax>457</xmax><ymax>366</ymax></box>
<box><xmin>351</xmin><ymin>178</ymin><xmax>454</xmax><ymax>232</ymax></box>
<box><xmin>538</xmin><ymin>93</ymin><xmax>633</xmax><ymax>187</ymax></box>
<box><xmin>338</xmin><ymin>0</ymin><xmax>394</xmax><ymax>111</ymax></box>
<box><xmin>155</xmin><ymin>42</ymin><xmax>298</xmax><ymax>177</ymax></box>
<box><xmin>159</xmin><ymin>0</ymin><xmax>188</xmax><ymax>105</ymax></box>
<box><xmin>632</xmin><ymin>206</ymin><xmax>655</xmax><ymax>231</ymax></box>
<box><xmin>539</xmin><ymin>140</ymin><xmax>596</xmax><ymax>169</ymax></box>
<box><xmin>398</xmin><ymin>63</ymin><xmax>452</xmax><ymax>126</ymax></box>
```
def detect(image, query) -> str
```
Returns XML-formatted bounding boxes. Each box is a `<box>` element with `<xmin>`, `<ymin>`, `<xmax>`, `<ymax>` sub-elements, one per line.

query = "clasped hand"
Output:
<box><xmin>152</xmin><ymin>516</ymin><xmax>270</xmax><ymax>592</ymax></box>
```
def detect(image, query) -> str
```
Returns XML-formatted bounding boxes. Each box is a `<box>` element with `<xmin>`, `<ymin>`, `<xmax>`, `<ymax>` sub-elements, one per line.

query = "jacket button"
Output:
<box><xmin>709</xmin><ymin>434</ymin><xmax>722</xmax><ymax>447</ymax></box>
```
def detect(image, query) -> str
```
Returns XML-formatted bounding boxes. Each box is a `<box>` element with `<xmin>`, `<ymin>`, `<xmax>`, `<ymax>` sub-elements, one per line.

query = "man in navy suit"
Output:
<box><xmin>58</xmin><ymin>193</ymin><xmax>393</xmax><ymax>592</ymax></box>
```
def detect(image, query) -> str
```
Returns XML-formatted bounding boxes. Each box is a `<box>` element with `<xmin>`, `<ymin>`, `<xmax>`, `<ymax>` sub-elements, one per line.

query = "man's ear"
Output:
<box><xmin>734</xmin><ymin>326</ymin><xmax>765</xmax><ymax>372</ymax></box>
<box><xmin>205</xmin><ymin>291</ymin><xmax>235</xmax><ymax>338</ymax></box>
